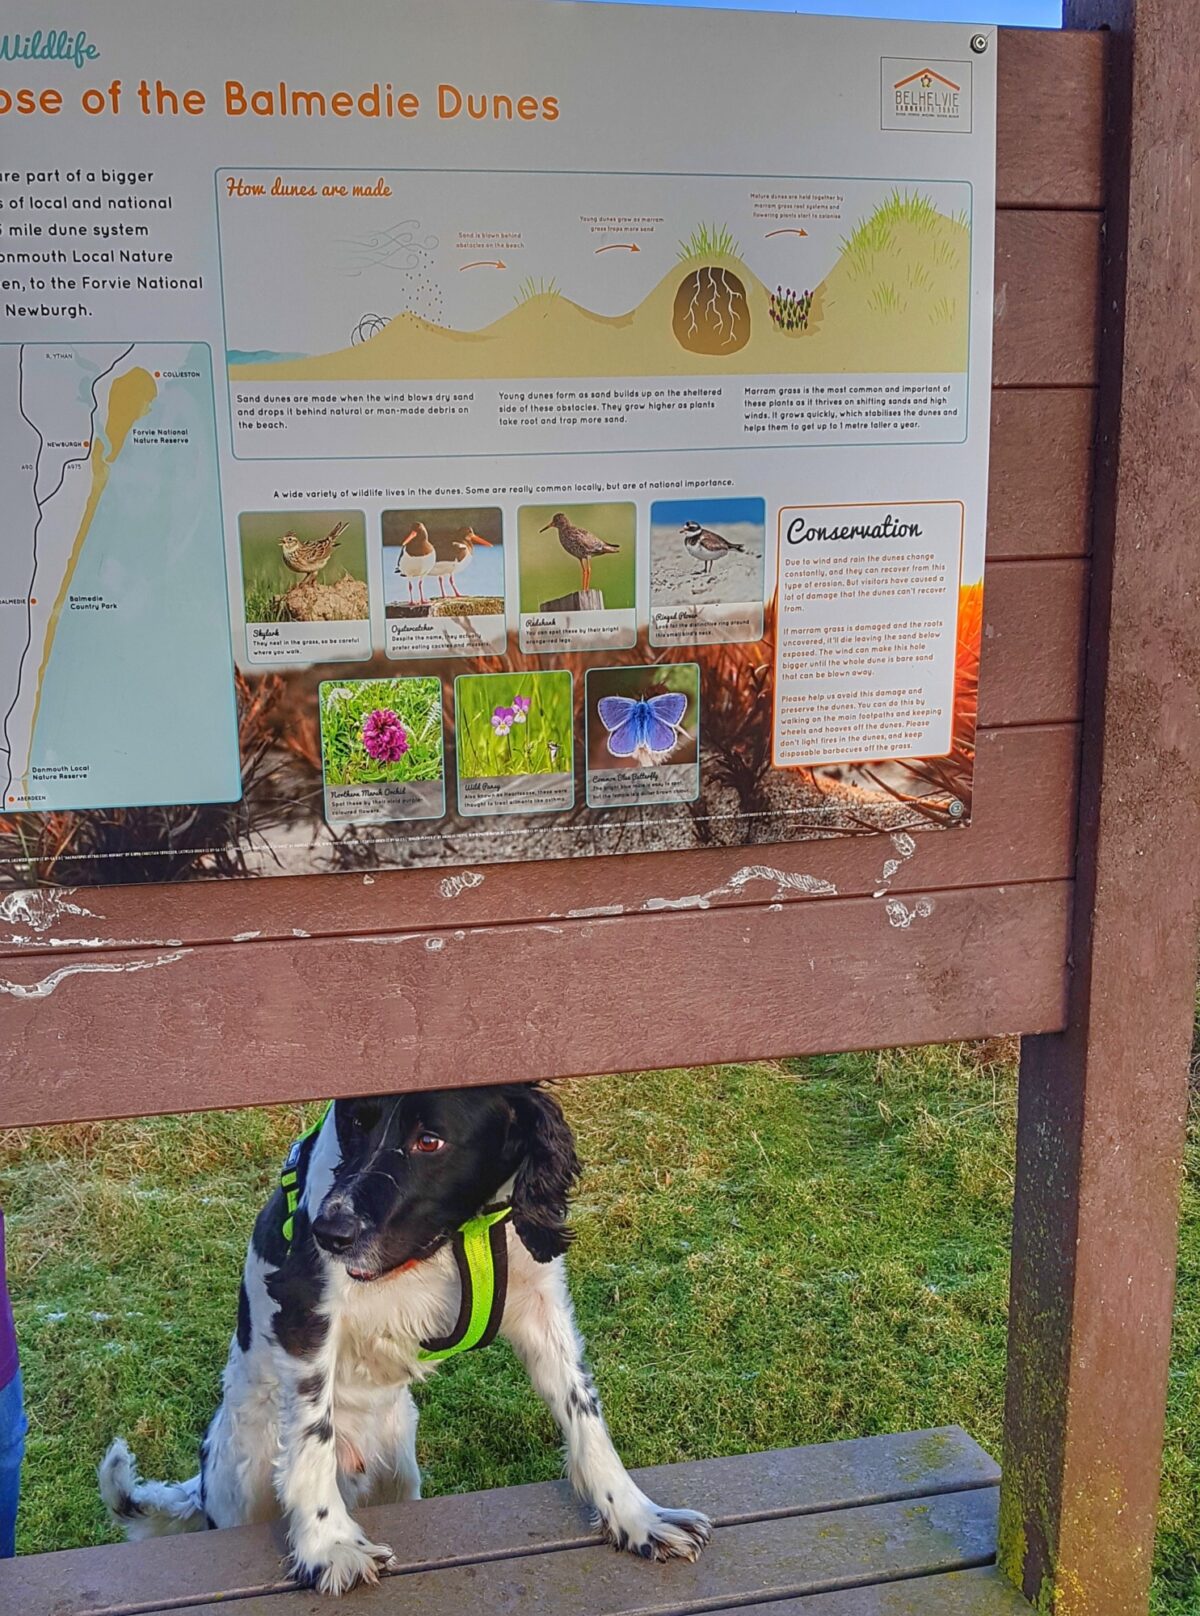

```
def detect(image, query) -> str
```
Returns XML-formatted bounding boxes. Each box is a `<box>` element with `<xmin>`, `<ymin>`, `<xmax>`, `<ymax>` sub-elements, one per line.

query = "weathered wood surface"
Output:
<box><xmin>988</xmin><ymin>391</ymin><xmax>1094</xmax><ymax>560</ymax></box>
<box><xmin>2</xmin><ymin>881</ymin><xmax>1071</xmax><ymax>1124</ymax></box>
<box><xmin>718</xmin><ymin>1572</ymin><xmax>1034</xmax><ymax>1616</ymax></box>
<box><xmin>174</xmin><ymin>1490</ymin><xmax>1000</xmax><ymax>1616</ymax></box>
<box><xmin>1001</xmin><ymin>5</ymin><xmax>1200</xmax><ymax>1614</ymax></box>
<box><xmin>993</xmin><ymin>212</ymin><xmax>1102</xmax><ymax>387</ymax></box>
<box><xmin>978</xmin><ymin>560</ymin><xmax>1085</xmax><ymax>727</ymax></box>
<box><xmin>0</xmin><ymin>723</ymin><xmax>1078</xmax><ymax>962</ymax></box>
<box><xmin>996</xmin><ymin>29</ymin><xmax>1106</xmax><ymax>209</ymax></box>
<box><xmin>0</xmin><ymin>1430</ymin><xmax>999</xmax><ymax>1616</ymax></box>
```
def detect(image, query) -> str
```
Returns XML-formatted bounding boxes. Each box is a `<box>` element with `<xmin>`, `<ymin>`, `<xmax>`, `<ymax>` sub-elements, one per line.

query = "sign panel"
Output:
<box><xmin>0</xmin><ymin>4</ymin><xmax>996</xmax><ymax>884</ymax></box>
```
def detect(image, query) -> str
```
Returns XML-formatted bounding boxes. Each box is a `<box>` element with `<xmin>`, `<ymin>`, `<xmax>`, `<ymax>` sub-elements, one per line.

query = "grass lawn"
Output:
<box><xmin>1</xmin><ymin>1044</ymin><xmax>1196</xmax><ymax>1611</ymax></box>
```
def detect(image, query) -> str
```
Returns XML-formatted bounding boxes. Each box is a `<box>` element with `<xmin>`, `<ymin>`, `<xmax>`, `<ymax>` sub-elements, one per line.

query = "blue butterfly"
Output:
<box><xmin>597</xmin><ymin>691</ymin><xmax>689</xmax><ymax>758</ymax></box>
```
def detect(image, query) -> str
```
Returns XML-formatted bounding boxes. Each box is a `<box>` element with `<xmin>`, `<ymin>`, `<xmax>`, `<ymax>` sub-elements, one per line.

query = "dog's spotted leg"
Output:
<box><xmin>275</xmin><ymin>1351</ymin><xmax>395</xmax><ymax>1595</ymax></box>
<box><xmin>503</xmin><ymin>1259</ymin><xmax>711</xmax><ymax>1562</ymax></box>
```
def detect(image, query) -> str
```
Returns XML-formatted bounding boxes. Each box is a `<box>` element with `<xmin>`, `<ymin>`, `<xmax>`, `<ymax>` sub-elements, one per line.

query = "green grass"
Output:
<box><xmin>454</xmin><ymin>671</ymin><xmax>572</xmax><ymax>778</ymax></box>
<box><xmin>840</xmin><ymin>189</ymin><xmax>961</xmax><ymax>281</ymax></box>
<box><xmin>677</xmin><ymin>222</ymin><xmax>741</xmax><ymax>263</ymax></box>
<box><xmin>514</xmin><ymin>276</ymin><xmax>561</xmax><ymax>306</ymax></box>
<box><xmin>1</xmin><ymin>1045</ymin><xmax>1195</xmax><ymax>1611</ymax></box>
<box><xmin>318</xmin><ymin>676</ymin><xmax>443</xmax><ymax>787</ymax></box>
<box><xmin>240</xmin><ymin>576</ymin><xmax>287</xmax><ymax>623</ymax></box>
<box><xmin>867</xmin><ymin>282</ymin><xmax>906</xmax><ymax>316</ymax></box>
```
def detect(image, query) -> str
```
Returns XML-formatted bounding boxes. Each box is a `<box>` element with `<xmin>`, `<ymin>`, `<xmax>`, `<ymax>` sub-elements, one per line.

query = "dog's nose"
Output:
<box><xmin>312</xmin><ymin>1207</ymin><xmax>365</xmax><ymax>1253</ymax></box>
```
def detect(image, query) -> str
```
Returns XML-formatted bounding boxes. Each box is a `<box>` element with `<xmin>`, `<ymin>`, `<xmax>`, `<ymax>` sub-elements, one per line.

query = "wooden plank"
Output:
<box><xmin>0</xmin><ymin>722</ymin><xmax>1077</xmax><ymax>959</ymax></box>
<box><xmin>988</xmin><ymin>390</ymin><xmax>1095</xmax><ymax>560</ymax></box>
<box><xmin>1001</xmin><ymin>5</ymin><xmax>1200</xmax><ymax>1615</ymax></box>
<box><xmin>722</xmin><ymin>1568</ymin><xmax>1033</xmax><ymax>1615</ymax></box>
<box><xmin>996</xmin><ymin>28</ymin><xmax>1106</xmax><ymax>211</ymax></box>
<box><xmin>173</xmin><ymin>1490</ymin><xmax>1000</xmax><ymax>1616</ymax></box>
<box><xmin>978</xmin><ymin>560</ymin><xmax>1086</xmax><ymax>729</ymax></box>
<box><xmin>0</xmin><ymin>1431</ymin><xmax>998</xmax><ymax>1616</ymax></box>
<box><xmin>0</xmin><ymin>880</ymin><xmax>1071</xmax><ymax>1124</ymax></box>
<box><xmin>0</xmin><ymin>545</ymin><xmax>1088</xmax><ymax>959</ymax></box>
<box><xmin>993</xmin><ymin>212</ymin><xmax>1102</xmax><ymax>387</ymax></box>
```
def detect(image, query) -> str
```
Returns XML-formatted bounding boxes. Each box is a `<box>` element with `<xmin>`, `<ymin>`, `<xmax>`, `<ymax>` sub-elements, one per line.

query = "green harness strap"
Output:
<box><xmin>279</xmin><ymin>1108</ymin><xmax>511</xmax><ymax>1362</ymax></box>
<box><xmin>280</xmin><ymin>1102</ymin><xmax>332</xmax><ymax>1246</ymax></box>
<box><xmin>417</xmin><ymin>1205</ymin><xmax>512</xmax><ymax>1362</ymax></box>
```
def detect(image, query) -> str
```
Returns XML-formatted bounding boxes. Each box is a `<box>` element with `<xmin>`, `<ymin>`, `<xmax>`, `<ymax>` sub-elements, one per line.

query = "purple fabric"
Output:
<box><xmin>0</xmin><ymin>1214</ymin><xmax>17</xmax><ymax>1391</ymax></box>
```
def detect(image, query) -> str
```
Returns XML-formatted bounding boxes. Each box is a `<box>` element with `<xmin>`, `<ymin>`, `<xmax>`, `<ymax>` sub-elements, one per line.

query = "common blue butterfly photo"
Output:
<box><xmin>597</xmin><ymin>691</ymin><xmax>689</xmax><ymax>758</ymax></box>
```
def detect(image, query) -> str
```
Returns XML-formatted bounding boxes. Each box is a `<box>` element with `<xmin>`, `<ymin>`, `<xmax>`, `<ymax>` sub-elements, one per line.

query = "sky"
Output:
<box><xmin>569</xmin><ymin>0</ymin><xmax>1060</xmax><ymax>23</ymax></box>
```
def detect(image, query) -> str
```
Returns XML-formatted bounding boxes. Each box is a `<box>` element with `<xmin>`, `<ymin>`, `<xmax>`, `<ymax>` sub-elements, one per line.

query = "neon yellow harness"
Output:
<box><xmin>279</xmin><ymin>1105</ymin><xmax>511</xmax><ymax>1362</ymax></box>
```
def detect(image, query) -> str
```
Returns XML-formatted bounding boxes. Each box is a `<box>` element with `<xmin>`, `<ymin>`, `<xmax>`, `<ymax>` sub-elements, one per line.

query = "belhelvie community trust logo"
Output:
<box><xmin>881</xmin><ymin>57</ymin><xmax>972</xmax><ymax>134</ymax></box>
<box><xmin>0</xmin><ymin>29</ymin><xmax>99</xmax><ymax>69</ymax></box>
<box><xmin>894</xmin><ymin>67</ymin><xmax>961</xmax><ymax>120</ymax></box>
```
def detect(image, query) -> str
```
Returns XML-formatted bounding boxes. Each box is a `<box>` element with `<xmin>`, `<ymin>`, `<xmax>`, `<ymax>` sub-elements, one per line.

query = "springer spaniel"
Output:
<box><xmin>99</xmin><ymin>1085</ymin><xmax>711</xmax><ymax>1594</ymax></box>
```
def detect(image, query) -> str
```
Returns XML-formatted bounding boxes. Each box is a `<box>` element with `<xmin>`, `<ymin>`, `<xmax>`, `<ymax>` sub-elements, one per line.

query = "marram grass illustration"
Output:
<box><xmin>232</xmin><ymin>192</ymin><xmax>969</xmax><ymax>383</ymax></box>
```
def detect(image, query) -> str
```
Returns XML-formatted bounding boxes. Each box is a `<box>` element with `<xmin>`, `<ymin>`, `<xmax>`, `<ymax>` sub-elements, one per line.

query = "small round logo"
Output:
<box><xmin>970</xmin><ymin>32</ymin><xmax>989</xmax><ymax>54</ymax></box>
<box><xmin>947</xmin><ymin>798</ymin><xmax>965</xmax><ymax>820</ymax></box>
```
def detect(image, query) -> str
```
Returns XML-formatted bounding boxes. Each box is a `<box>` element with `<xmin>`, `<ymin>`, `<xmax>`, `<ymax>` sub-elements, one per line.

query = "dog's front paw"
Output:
<box><xmin>289</xmin><ymin>1530</ymin><xmax>396</xmax><ymax>1595</ymax></box>
<box><xmin>602</xmin><ymin>1495</ymin><xmax>712</xmax><ymax>1563</ymax></box>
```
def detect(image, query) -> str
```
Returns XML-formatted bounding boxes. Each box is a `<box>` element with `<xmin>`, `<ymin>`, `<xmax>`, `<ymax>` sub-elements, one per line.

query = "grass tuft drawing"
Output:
<box><xmin>677</xmin><ymin>222</ymin><xmax>741</xmax><ymax>263</ymax></box>
<box><xmin>868</xmin><ymin>282</ymin><xmax>906</xmax><ymax>316</ymax></box>
<box><xmin>514</xmin><ymin>276</ymin><xmax>561</xmax><ymax>307</ymax></box>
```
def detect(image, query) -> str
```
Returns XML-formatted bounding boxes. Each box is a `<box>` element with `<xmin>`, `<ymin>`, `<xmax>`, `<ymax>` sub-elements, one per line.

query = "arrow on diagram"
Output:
<box><xmin>765</xmin><ymin>228</ymin><xmax>809</xmax><ymax>238</ymax></box>
<box><xmin>594</xmin><ymin>243</ymin><xmax>640</xmax><ymax>254</ymax></box>
<box><xmin>459</xmin><ymin>259</ymin><xmax>507</xmax><ymax>271</ymax></box>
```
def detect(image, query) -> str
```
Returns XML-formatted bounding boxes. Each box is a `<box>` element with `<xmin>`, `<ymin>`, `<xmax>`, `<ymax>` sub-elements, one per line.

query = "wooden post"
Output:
<box><xmin>539</xmin><ymin>589</ymin><xmax>605</xmax><ymax>612</ymax></box>
<box><xmin>1000</xmin><ymin>3</ymin><xmax>1200</xmax><ymax>1612</ymax></box>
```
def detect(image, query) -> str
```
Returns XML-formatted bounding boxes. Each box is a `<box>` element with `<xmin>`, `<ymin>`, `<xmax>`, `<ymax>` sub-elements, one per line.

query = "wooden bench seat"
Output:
<box><xmin>0</xmin><ymin>1429</ymin><xmax>1031</xmax><ymax>1616</ymax></box>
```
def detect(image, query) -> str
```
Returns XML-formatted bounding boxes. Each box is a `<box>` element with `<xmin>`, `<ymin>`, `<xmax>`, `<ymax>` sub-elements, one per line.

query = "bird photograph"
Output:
<box><xmin>238</xmin><ymin>511</ymin><xmax>369</xmax><ymax>625</ymax></box>
<box><xmin>278</xmin><ymin>521</ymin><xmax>348</xmax><ymax>583</ymax></box>
<box><xmin>392</xmin><ymin>521</ymin><xmax>438</xmax><ymax>605</ymax></box>
<box><xmin>679</xmin><ymin>519</ymin><xmax>746</xmax><ymax>580</ymax></box>
<box><xmin>381</xmin><ymin>507</ymin><xmax>505</xmax><ymax>616</ymax></box>
<box><xmin>649</xmin><ymin>496</ymin><xmax>766</xmax><ymax>628</ymax></box>
<box><xmin>518</xmin><ymin>503</ymin><xmax>637</xmax><ymax>613</ymax></box>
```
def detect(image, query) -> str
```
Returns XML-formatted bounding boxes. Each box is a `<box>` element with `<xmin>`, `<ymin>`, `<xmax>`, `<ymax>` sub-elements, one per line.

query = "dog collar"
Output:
<box><xmin>279</xmin><ymin>1108</ymin><xmax>512</xmax><ymax>1362</ymax></box>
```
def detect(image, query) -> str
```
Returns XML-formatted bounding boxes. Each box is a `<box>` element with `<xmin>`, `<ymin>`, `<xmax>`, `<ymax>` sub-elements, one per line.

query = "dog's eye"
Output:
<box><xmin>412</xmin><ymin>1131</ymin><xmax>445</xmax><ymax>1154</ymax></box>
<box><xmin>348</xmin><ymin>1104</ymin><xmax>380</xmax><ymax>1132</ymax></box>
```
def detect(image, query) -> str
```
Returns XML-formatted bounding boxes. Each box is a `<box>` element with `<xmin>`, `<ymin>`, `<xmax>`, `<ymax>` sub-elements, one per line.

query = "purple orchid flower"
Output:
<box><xmin>361</xmin><ymin>708</ymin><xmax>409</xmax><ymax>763</ymax></box>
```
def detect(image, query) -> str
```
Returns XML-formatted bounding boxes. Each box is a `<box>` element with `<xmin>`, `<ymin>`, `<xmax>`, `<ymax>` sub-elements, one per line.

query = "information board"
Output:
<box><xmin>0</xmin><ymin>3</ymin><xmax>997</xmax><ymax>884</ymax></box>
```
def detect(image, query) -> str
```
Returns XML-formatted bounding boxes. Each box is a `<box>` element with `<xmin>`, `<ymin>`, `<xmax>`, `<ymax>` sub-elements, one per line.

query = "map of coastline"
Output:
<box><xmin>1</xmin><ymin>342</ymin><xmax>242</xmax><ymax>814</ymax></box>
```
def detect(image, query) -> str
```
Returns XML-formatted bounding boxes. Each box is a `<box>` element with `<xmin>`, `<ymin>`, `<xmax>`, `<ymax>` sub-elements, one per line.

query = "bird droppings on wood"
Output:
<box><xmin>873</xmin><ymin>833</ymin><xmax>919</xmax><ymax>899</ymax></box>
<box><xmin>231</xmin><ymin>931</ymin><xmax>262</xmax><ymax>943</ymax></box>
<box><xmin>642</xmin><ymin>864</ymin><xmax>839</xmax><ymax>913</ymax></box>
<box><xmin>0</xmin><ymin>888</ymin><xmax>103</xmax><ymax>944</ymax></box>
<box><xmin>438</xmin><ymin>871</ymin><xmax>485</xmax><ymax>900</ymax></box>
<box><xmin>885</xmin><ymin>897</ymin><xmax>936</xmax><ymax>930</ymax></box>
<box><xmin>0</xmin><ymin>949</ymin><xmax>193</xmax><ymax>1001</ymax></box>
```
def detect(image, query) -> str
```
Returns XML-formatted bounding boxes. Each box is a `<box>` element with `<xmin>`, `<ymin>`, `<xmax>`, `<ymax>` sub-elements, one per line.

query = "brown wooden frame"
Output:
<box><xmin>1</xmin><ymin>17</ymin><xmax>1195</xmax><ymax>1615</ymax></box>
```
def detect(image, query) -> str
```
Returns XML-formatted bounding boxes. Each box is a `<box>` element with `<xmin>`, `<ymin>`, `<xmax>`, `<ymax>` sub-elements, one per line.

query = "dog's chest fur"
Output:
<box><xmin>330</xmin><ymin>1248</ymin><xmax>461</xmax><ymax>1389</ymax></box>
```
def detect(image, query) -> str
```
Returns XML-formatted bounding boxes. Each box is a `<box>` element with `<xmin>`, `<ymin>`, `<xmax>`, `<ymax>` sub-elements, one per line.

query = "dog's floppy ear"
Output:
<box><xmin>506</xmin><ymin>1085</ymin><xmax>581</xmax><ymax>1262</ymax></box>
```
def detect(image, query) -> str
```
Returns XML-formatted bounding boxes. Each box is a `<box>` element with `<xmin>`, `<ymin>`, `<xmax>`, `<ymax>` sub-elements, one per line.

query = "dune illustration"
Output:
<box><xmin>231</xmin><ymin>196</ymin><xmax>969</xmax><ymax>383</ymax></box>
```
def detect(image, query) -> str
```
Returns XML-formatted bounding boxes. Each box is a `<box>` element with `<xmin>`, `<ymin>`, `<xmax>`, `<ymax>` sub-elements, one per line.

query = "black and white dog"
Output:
<box><xmin>100</xmin><ymin>1085</ymin><xmax>711</xmax><ymax>1594</ymax></box>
